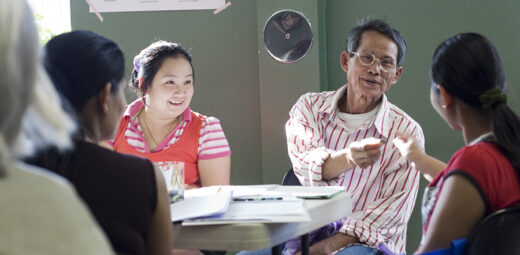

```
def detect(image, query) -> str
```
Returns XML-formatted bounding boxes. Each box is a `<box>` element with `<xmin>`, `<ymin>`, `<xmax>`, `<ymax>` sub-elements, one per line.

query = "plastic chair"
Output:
<box><xmin>281</xmin><ymin>168</ymin><xmax>301</xmax><ymax>186</ymax></box>
<box><xmin>465</xmin><ymin>205</ymin><xmax>520</xmax><ymax>255</ymax></box>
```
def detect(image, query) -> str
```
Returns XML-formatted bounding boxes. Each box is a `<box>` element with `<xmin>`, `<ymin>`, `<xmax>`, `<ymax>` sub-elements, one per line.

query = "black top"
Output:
<box><xmin>27</xmin><ymin>141</ymin><xmax>157</xmax><ymax>255</ymax></box>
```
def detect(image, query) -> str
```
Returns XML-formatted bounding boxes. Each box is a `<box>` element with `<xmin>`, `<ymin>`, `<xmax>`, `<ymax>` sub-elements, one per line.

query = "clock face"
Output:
<box><xmin>263</xmin><ymin>10</ymin><xmax>313</xmax><ymax>63</ymax></box>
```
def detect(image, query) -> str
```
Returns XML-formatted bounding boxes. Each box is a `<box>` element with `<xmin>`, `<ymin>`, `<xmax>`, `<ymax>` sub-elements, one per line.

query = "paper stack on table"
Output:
<box><xmin>170</xmin><ymin>188</ymin><xmax>233</xmax><ymax>222</ymax></box>
<box><xmin>171</xmin><ymin>185</ymin><xmax>346</xmax><ymax>225</ymax></box>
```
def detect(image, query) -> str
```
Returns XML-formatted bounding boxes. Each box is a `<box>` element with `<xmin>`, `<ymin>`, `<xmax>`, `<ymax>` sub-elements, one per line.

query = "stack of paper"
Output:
<box><xmin>171</xmin><ymin>185</ymin><xmax>345</xmax><ymax>225</ymax></box>
<box><xmin>182</xmin><ymin>198</ymin><xmax>310</xmax><ymax>225</ymax></box>
<box><xmin>170</xmin><ymin>189</ymin><xmax>232</xmax><ymax>222</ymax></box>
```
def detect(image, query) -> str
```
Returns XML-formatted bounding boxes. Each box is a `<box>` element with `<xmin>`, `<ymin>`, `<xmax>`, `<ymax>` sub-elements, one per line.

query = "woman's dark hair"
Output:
<box><xmin>131</xmin><ymin>41</ymin><xmax>193</xmax><ymax>97</ymax></box>
<box><xmin>43</xmin><ymin>30</ymin><xmax>125</xmax><ymax>114</ymax></box>
<box><xmin>430</xmin><ymin>32</ymin><xmax>520</xmax><ymax>172</ymax></box>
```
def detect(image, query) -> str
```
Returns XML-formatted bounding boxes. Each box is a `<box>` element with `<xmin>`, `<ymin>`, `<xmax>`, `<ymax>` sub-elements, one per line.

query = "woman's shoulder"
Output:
<box><xmin>451</xmin><ymin>142</ymin><xmax>502</xmax><ymax>160</ymax></box>
<box><xmin>189</xmin><ymin>110</ymin><xmax>208</xmax><ymax>121</ymax></box>
<box><xmin>448</xmin><ymin>142</ymin><xmax>509</xmax><ymax>174</ymax></box>
<box><xmin>75</xmin><ymin>141</ymin><xmax>155</xmax><ymax>177</ymax></box>
<box><xmin>0</xmin><ymin>162</ymin><xmax>114</xmax><ymax>254</ymax></box>
<box><xmin>189</xmin><ymin>110</ymin><xmax>224</xmax><ymax>126</ymax></box>
<box><xmin>8</xmin><ymin>161</ymin><xmax>74</xmax><ymax>193</ymax></box>
<box><xmin>72</xmin><ymin>142</ymin><xmax>158</xmax><ymax>210</ymax></box>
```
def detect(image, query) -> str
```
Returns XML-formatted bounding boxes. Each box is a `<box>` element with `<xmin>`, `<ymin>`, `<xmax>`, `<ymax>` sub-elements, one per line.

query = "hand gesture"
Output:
<box><xmin>392</xmin><ymin>131</ymin><xmax>421</xmax><ymax>162</ymax></box>
<box><xmin>347</xmin><ymin>137</ymin><xmax>385</xmax><ymax>169</ymax></box>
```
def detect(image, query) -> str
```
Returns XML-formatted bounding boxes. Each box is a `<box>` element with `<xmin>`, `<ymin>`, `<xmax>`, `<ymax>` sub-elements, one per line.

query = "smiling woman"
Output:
<box><xmin>112</xmin><ymin>41</ymin><xmax>232</xmax><ymax>191</ymax></box>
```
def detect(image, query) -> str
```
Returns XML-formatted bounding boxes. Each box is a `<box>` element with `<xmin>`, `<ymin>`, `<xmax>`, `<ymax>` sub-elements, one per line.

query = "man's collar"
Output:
<box><xmin>326</xmin><ymin>84</ymin><xmax>391</xmax><ymax>139</ymax></box>
<box><xmin>372</xmin><ymin>94</ymin><xmax>390</xmax><ymax>139</ymax></box>
<box><xmin>319</xmin><ymin>84</ymin><xmax>349</xmax><ymax>116</ymax></box>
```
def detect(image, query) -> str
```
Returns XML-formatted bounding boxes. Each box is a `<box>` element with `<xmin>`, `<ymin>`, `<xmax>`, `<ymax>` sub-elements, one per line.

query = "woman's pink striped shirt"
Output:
<box><xmin>122</xmin><ymin>99</ymin><xmax>231</xmax><ymax>160</ymax></box>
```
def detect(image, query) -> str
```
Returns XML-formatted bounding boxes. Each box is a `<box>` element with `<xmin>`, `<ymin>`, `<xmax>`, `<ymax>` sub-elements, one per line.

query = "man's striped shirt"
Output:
<box><xmin>285</xmin><ymin>85</ymin><xmax>424</xmax><ymax>254</ymax></box>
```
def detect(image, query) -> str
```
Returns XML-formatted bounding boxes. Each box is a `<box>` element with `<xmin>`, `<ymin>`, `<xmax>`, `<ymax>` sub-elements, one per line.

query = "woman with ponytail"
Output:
<box><xmin>393</xmin><ymin>33</ymin><xmax>520</xmax><ymax>253</ymax></box>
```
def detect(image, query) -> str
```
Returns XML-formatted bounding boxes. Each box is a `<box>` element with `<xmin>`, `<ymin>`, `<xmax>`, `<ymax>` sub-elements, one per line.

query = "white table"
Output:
<box><xmin>172</xmin><ymin>190</ymin><xmax>352</xmax><ymax>253</ymax></box>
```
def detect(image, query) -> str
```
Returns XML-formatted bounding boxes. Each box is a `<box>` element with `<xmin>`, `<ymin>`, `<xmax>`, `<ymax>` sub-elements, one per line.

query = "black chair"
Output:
<box><xmin>279</xmin><ymin>168</ymin><xmax>308</xmax><ymax>255</ymax></box>
<box><xmin>281</xmin><ymin>168</ymin><xmax>301</xmax><ymax>186</ymax></box>
<box><xmin>465</xmin><ymin>206</ymin><xmax>520</xmax><ymax>255</ymax></box>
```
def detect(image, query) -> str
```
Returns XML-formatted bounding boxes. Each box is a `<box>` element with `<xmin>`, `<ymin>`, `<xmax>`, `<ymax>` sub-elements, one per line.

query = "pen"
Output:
<box><xmin>233</xmin><ymin>197</ymin><xmax>284</xmax><ymax>202</ymax></box>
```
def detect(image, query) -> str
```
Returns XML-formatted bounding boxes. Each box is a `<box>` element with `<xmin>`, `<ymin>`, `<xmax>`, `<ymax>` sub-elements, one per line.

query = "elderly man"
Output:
<box><xmin>285</xmin><ymin>19</ymin><xmax>424</xmax><ymax>255</ymax></box>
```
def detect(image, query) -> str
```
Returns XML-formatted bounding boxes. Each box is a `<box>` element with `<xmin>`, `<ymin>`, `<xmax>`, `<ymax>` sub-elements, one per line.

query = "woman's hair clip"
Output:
<box><xmin>133</xmin><ymin>55</ymin><xmax>141</xmax><ymax>74</ymax></box>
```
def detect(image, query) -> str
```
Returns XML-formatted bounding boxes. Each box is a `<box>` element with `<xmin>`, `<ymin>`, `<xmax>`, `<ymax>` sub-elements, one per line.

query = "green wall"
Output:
<box><xmin>71</xmin><ymin>0</ymin><xmax>520</xmax><ymax>253</ymax></box>
<box><xmin>256</xmin><ymin>0</ymin><xmax>323</xmax><ymax>184</ymax></box>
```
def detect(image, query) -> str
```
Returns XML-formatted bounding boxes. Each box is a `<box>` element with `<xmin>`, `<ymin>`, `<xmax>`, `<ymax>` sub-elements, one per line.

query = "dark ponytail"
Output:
<box><xmin>491</xmin><ymin>104</ymin><xmax>520</xmax><ymax>171</ymax></box>
<box><xmin>431</xmin><ymin>33</ymin><xmax>520</xmax><ymax>173</ymax></box>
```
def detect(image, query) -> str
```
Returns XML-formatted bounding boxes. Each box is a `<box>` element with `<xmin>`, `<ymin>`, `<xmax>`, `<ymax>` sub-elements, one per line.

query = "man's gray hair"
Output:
<box><xmin>346</xmin><ymin>18</ymin><xmax>407</xmax><ymax>67</ymax></box>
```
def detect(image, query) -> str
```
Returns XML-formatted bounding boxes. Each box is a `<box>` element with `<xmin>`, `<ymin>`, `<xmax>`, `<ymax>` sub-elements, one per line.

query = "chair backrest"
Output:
<box><xmin>281</xmin><ymin>168</ymin><xmax>301</xmax><ymax>186</ymax></box>
<box><xmin>465</xmin><ymin>206</ymin><xmax>520</xmax><ymax>255</ymax></box>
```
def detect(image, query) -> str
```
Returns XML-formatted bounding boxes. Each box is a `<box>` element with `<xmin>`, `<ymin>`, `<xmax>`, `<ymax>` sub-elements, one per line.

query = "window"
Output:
<box><xmin>27</xmin><ymin>0</ymin><xmax>71</xmax><ymax>45</ymax></box>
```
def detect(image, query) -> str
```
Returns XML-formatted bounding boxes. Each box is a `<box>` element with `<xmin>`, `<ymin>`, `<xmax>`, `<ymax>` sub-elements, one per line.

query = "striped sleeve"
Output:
<box><xmin>339</xmin><ymin>122</ymin><xmax>424</xmax><ymax>253</ymax></box>
<box><xmin>198</xmin><ymin>116</ymin><xmax>231</xmax><ymax>160</ymax></box>
<box><xmin>285</xmin><ymin>94</ymin><xmax>336</xmax><ymax>186</ymax></box>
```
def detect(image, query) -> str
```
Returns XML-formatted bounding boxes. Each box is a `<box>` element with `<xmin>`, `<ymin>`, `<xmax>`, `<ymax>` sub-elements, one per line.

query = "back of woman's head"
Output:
<box><xmin>431</xmin><ymin>32</ymin><xmax>520</xmax><ymax>172</ymax></box>
<box><xmin>131</xmin><ymin>41</ymin><xmax>193</xmax><ymax>97</ymax></box>
<box><xmin>430</xmin><ymin>33</ymin><xmax>506</xmax><ymax>107</ymax></box>
<box><xmin>43</xmin><ymin>30</ymin><xmax>125</xmax><ymax>114</ymax></box>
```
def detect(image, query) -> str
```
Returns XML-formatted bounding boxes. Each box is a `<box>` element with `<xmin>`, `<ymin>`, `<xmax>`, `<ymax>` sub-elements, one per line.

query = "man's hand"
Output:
<box><xmin>294</xmin><ymin>233</ymin><xmax>360</xmax><ymax>255</ymax></box>
<box><xmin>323</xmin><ymin>137</ymin><xmax>384</xmax><ymax>180</ymax></box>
<box><xmin>347</xmin><ymin>137</ymin><xmax>385</xmax><ymax>169</ymax></box>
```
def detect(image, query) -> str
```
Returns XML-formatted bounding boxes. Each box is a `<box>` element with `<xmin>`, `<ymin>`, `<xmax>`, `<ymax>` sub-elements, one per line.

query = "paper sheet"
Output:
<box><xmin>170</xmin><ymin>189</ymin><xmax>232</xmax><ymax>222</ymax></box>
<box><xmin>88</xmin><ymin>0</ymin><xmax>225</xmax><ymax>13</ymax></box>
<box><xmin>182</xmin><ymin>199</ymin><xmax>310</xmax><ymax>225</ymax></box>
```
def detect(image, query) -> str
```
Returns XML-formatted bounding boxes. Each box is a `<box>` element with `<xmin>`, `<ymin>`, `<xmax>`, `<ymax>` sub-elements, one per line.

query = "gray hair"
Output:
<box><xmin>346</xmin><ymin>18</ymin><xmax>407</xmax><ymax>67</ymax></box>
<box><xmin>0</xmin><ymin>0</ymin><xmax>75</xmax><ymax>177</ymax></box>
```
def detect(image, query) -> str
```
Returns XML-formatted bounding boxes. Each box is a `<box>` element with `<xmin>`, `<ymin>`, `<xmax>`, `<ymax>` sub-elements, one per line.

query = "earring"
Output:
<box><xmin>103</xmin><ymin>104</ymin><xmax>109</xmax><ymax>113</ymax></box>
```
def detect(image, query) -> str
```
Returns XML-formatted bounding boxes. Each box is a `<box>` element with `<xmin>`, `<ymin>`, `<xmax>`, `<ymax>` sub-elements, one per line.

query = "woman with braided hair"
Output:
<box><xmin>392</xmin><ymin>33</ymin><xmax>520</xmax><ymax>254</ymax></box>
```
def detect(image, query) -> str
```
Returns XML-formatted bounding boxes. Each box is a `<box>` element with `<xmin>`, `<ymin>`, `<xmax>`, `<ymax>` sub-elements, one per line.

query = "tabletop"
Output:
<box><xmin>172</xmin><ymin>187</ymin><xmax>352</xmax><ymax>251</ymax></box>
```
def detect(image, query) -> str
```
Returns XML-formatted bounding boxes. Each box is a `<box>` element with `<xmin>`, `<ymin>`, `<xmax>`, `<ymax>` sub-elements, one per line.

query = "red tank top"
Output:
<box><xmin>113</xmin><ymin>111</ymin><xmax>205</xmax><ymax>187</ymax></box>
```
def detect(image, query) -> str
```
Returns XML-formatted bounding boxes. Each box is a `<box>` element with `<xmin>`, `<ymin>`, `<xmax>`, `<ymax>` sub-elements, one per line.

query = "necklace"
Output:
<box><xmin>141</xmin><ymin>111</ymin><xmax>178</xmax><ymax>150</ymax></box>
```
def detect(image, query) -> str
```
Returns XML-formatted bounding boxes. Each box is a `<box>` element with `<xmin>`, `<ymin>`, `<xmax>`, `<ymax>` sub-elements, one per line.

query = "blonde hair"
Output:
<box><xmin>0</xmin><ymin>0</ymin><xmax>75</xmax><ymax>176</ymax></box>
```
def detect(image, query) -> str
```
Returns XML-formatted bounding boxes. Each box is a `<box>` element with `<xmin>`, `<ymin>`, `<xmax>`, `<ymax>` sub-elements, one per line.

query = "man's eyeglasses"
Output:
<box><xmin>351</xmin><ymin>51</ymin><xmax>397</xmax><ymax>72</ymax></box>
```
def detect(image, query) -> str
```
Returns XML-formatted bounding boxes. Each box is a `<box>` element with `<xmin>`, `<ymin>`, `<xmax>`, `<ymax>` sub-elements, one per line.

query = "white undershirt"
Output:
<box><xmin>336</xmin><ymin>103</ymin><xmax>381</xmax><ymax>132</ymax></box>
